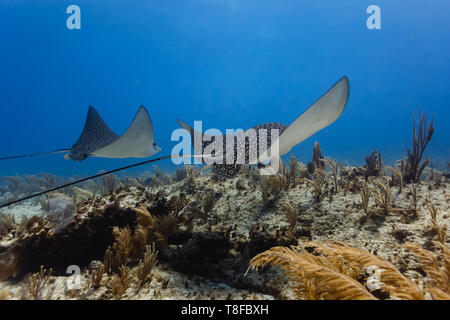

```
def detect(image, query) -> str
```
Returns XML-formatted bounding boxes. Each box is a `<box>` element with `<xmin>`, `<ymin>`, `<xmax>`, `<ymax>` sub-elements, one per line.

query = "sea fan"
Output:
<box><xmin>46</xmin><ymin>194</ymin><xmax>76</xmax><ymax>234</ymax></box>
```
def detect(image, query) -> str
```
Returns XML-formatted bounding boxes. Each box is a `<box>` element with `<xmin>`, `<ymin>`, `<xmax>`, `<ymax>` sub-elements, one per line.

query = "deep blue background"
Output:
<box><xmin>0</xmin><ymin>0</ymin><xmax>449</xmax><ymax>177</ymax></box>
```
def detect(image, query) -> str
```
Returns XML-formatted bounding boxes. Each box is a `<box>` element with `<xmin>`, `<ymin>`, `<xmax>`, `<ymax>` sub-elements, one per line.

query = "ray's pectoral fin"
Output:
<box><xmin>176</xmin><ymin>119</ymin><xmax>224</xmax><ymax>164</ymax></box>
<box><xmin>260</xmin><ymin>76</ymin><xmax>350</xmax><ymax>163</ymax></box>
<box><xmin>279</xmin><ymin>76</ymin><xmax>349</xmax><ymax>155</ymax></box>
<box><xmin>0</xmin><ymin>148</ymin><xmax>72</xmax><ymax>161</ymax></box>
<box><xmin>67</xmin><ymin>105</ymin><xmax>120</xmax><ymax>161</ymax></box>
<box><xmin>90</xmin><ymin>105</ymin><xmax>162</xmax><ymax>159</ymax></box>
<box><xmin>176</xmin><ymin>119</ymin><xmax>216</xmax><ymax>149</ymax></box>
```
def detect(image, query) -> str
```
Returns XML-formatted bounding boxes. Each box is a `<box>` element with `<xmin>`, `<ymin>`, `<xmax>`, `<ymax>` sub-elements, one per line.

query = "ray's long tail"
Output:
<box><xmin>0</xmin><ymin>154</ymin><xmax>205</xmax><ymax>208</ymax></box>
<box><xmin>0</xmin><ymin>148</ymin><xmax>72</xmax><ymax>161</ymax></box>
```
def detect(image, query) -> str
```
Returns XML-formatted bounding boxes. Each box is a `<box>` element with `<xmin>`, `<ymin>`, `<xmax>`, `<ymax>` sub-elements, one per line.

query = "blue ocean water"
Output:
<box><xmin>0</xmin><ymin>0</ymin><xmax>449</xmax><ymax>178</ymax></box>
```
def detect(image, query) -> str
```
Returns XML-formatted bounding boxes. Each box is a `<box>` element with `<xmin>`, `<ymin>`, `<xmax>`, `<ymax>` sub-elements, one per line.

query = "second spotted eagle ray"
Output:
<box><xmin>0</xmin><ymin>105</ymin><xmax>162</xmax><ymax>161</ymax></box>
<box><xmin>177</xmin><ymin>76</ymin><xmax>349</xmax><ymax>179</ymax></box>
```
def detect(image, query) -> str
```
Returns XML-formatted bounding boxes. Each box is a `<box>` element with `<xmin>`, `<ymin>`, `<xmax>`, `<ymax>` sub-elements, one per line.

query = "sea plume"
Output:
<box><xmin>249</xmin><ymin>244</ymin><xmax>375</xmax><ymax>300</ymax></box>
<box><xmin>405</xmin><ymin>242</ymin><xmax>450</xmax><ymax>299</ymax></box>
<box><xmin>249</xmin><ymin>241</ymin><xmax>427</xmax><ymax>300</ymax></box>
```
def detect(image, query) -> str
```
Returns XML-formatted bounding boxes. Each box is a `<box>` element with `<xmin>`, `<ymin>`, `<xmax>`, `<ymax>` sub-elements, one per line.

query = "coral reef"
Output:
<box><xmin>0</xmin><ymin>162</ymin><xmax>448</xmax><ymax>299</ymax></box>
<box><xmin>0</xmin><ymin>109</ymin><xmax>448</xmax><ymax>300</ymax></box>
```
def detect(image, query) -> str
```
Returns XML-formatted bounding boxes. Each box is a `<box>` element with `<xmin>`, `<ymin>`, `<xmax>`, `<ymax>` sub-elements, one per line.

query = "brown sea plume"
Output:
<box><xmin>249</xmin><ymin>241</ymin><xmax>430</xmax><ymax>300</ymax></box>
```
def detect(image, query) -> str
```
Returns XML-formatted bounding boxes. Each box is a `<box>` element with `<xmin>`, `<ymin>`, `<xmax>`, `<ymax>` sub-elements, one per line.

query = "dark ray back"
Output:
<box><xmin>209</xmin><ymin>122</ymin><xmax>289</xmax><ymax>180</ymax></box>
<box><xmin>68</xmin><ymin>106</ymin><xmax>120</xmax><ymax>161</ymax></box>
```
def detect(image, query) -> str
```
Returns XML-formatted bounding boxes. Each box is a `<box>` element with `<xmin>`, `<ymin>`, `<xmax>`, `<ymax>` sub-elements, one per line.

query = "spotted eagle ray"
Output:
<box><xmin>177</xmin><ymin>76</ymin><xmax>349</xmax><ymax>179</ymax></box>
<box><xmin>0</xmin><ymin>105</ymin><xmax>162</xmax><ymax>161</ymax></box>
<box><xmin>0</xmin><ymin>76</ymin><xmax>348</xmax><ymax>208</ymax></box>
